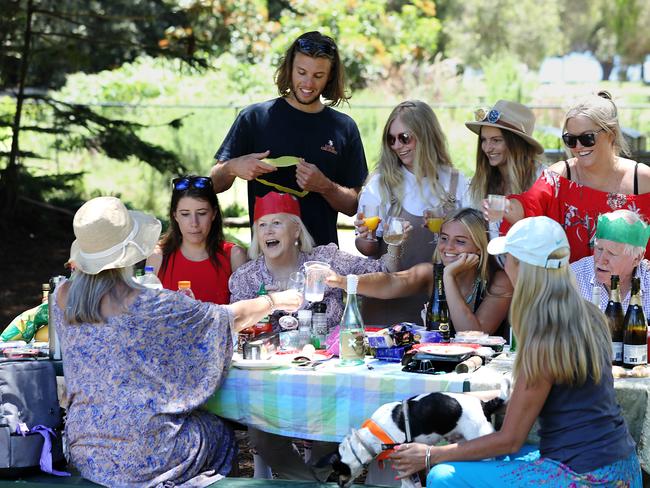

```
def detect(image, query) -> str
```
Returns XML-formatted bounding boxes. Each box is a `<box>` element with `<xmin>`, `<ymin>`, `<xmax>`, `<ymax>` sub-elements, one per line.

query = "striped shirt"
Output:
<box><xmin>570</xmin><ymin>256</ymin><xmax>650</xmax><ymax>312</ymax></box>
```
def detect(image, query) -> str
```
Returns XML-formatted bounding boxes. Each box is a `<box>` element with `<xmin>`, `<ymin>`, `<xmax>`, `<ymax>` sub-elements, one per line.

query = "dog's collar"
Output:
<box><xmin>361</xmin><ymin>419</ymin><xmax>396</xmax><ymax>462</ymax></box>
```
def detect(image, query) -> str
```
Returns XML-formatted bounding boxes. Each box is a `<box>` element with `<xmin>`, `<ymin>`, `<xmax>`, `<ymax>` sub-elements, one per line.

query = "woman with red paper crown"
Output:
<box><xmin>228</xmin><ymin>191</ymin><xmax>401</xmax><ymax>481</ymax></box>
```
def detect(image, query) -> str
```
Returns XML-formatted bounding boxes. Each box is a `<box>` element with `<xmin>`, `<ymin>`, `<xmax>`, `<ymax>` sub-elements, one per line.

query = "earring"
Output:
<box><xmin>295</xmin><ymin>240</ymin><xmax>300</xmax><ymax>247</ymax></box>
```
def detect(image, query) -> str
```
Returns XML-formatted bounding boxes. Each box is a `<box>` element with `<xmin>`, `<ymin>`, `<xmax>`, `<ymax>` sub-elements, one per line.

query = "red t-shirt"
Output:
<box><xmin>158</xmin><ymin>242</ymin><xmax>235</xmax><ymax>304</ymax></box>
<box><xmin>508</xmin><ymin>169</ymin><xmax>650</xmax><ymax>263</ymax></box>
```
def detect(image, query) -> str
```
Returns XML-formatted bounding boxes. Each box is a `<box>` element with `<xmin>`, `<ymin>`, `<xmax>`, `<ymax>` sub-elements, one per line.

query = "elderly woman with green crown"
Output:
<box><xmin>54</xmin><ymin>196</ymin><xmax>302</xmax><ymax>487</ymax></box>
<box><xmin>571</xmin><ymin>209</ymin><xmax>650</xmax><ymax>311</ymax></box>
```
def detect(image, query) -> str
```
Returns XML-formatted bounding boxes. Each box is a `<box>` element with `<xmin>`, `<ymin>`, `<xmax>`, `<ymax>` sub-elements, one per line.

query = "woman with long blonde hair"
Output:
<box><xmin>355</xmin><ymin>100</ymin><xmax>470</xmax><ymax>325</ymax></box>
<box><xmin>389</xmin><ymin>216</ymin><xmax>641</xmax><ymax>487</ymax></box>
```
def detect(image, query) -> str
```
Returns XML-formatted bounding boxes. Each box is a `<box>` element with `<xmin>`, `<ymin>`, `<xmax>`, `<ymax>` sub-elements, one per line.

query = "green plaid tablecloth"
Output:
<box><xmin>203</xmin><ymin>358</ymin><xmax>508</xmax><ymax>442</ymax></box>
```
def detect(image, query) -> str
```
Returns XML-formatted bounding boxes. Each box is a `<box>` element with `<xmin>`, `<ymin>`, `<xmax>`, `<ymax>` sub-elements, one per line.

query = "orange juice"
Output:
<box><xmin>426</xmin><ymin>217</ymin><xmax>443</xmax><ymax>233</ymax></box>
<box><xmin>363</xmin><ymin>216</ymin><xmax>381</xmax><ymax>231</ymax></box>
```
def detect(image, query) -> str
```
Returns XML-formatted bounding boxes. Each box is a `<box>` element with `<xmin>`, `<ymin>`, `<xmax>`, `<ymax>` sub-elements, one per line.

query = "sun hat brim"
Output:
<box><xmin>465</xmin><ymin>121</ymin><xmax>545</xmax><ymax>155</ymax></box>
<box><xmin>69</xmin><ymin>210</ymin><xmax>161</xmax><ymax>275</ymax></box>
<box><xmin>487</xmin><ymin>235</ymin><xmax>508</xmax><ymax>257</ymax></box>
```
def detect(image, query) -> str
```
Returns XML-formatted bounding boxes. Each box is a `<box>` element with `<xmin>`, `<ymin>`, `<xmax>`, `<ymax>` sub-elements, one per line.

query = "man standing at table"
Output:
<box><xmin>210</xmin><ymin>31</ymin><xmax>367</xmax><ymax>246</ymax></box>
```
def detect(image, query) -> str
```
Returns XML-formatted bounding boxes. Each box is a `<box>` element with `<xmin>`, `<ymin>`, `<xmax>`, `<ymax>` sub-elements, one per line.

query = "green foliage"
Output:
<box><xmin>222</xmin><ymin>201</ymin><xmax>247</xmax><ymax>218</ymax></box>
<box><xmin>480</xmin><ymin>53</ymin><xmax>537</xmax><ymax>104</ymax></box>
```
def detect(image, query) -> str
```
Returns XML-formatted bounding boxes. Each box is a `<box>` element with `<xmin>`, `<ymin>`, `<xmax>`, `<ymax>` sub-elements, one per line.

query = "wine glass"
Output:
<box><xmin>383</xmin><ymin>216</ymin><xmax>406</xmax><ymax>246</ymax></box>
<box><xmin>423</xmin><ymin>204</ymin><xmax>444</xmax><ymax>244</ymax></box>
<box><xmin>362</xmin><ymin>204</ymin><xmax>381</xmax><ymax>242</ymax></box>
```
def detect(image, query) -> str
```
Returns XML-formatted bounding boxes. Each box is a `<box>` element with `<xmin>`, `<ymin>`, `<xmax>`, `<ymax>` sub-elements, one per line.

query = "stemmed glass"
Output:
<box><xmin>423</xmin><ymin>204</ymin><xmax>444</xmax><ymax>244</ymax></box>
<box><xmin>362</xmin><ymin>204</ymin><xmax>381</xmax><ymax>242</ymax></box>
<box><xmin>383</xmin><ymin>216</ymin><xmax>406</xmax><ymax>246</ymax></box>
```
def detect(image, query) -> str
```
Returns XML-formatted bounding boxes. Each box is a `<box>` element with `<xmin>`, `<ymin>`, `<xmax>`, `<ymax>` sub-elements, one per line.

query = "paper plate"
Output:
<box><xmin>416</xmin><ymin>345</ymin><xmax>476</xmax><ymax>356</ymax></box>
<box><xmin>231</xmin><ymin>357</ymin><xmax>287</xmax><ymax>370</ymax></box>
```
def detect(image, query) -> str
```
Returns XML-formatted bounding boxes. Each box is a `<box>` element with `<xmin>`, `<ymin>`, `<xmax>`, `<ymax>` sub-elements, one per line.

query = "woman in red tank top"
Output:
<box><xmin>146</xmin><ymin>175</ymin><xmax>247</xmax><ymax>303</ymax></box>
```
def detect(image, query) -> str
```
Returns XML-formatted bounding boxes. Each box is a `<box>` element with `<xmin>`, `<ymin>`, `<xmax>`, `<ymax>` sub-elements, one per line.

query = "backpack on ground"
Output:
<box><xmin>0</xmin><ymin>359</ymin><xmax>65</xmax><ymax>476</ymax></box>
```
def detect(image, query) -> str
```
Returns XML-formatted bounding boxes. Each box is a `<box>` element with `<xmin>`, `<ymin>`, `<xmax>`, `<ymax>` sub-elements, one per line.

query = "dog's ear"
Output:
<box><xmin>314</xmin><ymin>450</ymin><xmax>341</xmax><ymax>468</ymax></box>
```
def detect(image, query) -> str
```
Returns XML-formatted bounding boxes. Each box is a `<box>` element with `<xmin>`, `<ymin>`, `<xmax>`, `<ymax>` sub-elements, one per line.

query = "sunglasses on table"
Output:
<box><xmin>172</xmin><ymin>176</ymin><xmax>213</xmax><ymax>192</ymax></box>
<box><xmin>561</xmin><ymin>128</ymin><xmax>605</xmax><ymax>148</ymax></box>
<box><xmin>296</xmin><ymin>38</ymin><xmax>336</xmax><ymax>57</ymax></box>
<box><xmin>387</xmin><ymin>132</ymin><xmax>413</xmax><ymax>146</ymax></box>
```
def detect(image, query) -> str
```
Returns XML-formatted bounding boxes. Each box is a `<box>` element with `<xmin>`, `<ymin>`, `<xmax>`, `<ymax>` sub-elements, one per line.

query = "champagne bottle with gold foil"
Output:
<box><xmin>623</xmin><ymin>277</ymin><xmax>647</xmax><ymax>368</ymax></box>
<box><xmin>605</xmin><ymin>275</ymin><xmax>625</xmax><ymax>366</ymax></box>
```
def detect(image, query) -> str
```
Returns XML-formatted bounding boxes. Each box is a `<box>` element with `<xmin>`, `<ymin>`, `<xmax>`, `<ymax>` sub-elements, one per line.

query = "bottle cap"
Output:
<box><xmin>144</xmin><ymin>265</ymin><xmax>154</xmax><ymax>273</ymax></box>
<box><xmin>178</xmin><ymin>280</ymin><xmax>192</xmax><ymax>289</ymax></box>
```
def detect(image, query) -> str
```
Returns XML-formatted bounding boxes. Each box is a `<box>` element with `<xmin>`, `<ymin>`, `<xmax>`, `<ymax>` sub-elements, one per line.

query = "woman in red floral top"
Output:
<box><xmin>502</xmin><ymin>91</ymin><xmax>650</xmax><ymax>262</ymax></box>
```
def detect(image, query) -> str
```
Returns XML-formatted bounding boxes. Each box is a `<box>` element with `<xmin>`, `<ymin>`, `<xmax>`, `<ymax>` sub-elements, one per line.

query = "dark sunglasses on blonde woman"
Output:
<box><xmin>387</xmin><ymin>132</ymin><xmax>413</xmax><ymax>146</ymax></box>
<box><xmin>172</xmin><ymin>176</ymin><xmax>213</xmax><ymax>192</ymax></box>
<box><xmin>561</xmin><ymin>128</ymin><xmax>605</xmax><ymax>148</ymax></box>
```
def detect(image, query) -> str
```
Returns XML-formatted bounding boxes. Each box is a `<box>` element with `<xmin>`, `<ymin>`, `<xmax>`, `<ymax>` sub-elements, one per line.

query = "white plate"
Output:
<box><xmin>231</xmin><ymin>357</ymin><xmax>287</xmax><ymax>370</ymax></box>
<box><xmin>417</xmin><ymin>345</ymin><xmax>476</xmax><ymax>356</ymax></box>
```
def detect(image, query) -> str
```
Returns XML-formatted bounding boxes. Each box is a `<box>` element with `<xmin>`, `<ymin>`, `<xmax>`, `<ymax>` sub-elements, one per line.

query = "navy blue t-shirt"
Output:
<box><xmin>214</xmin><ymin>98</ymin><xmax>368</xmax><ymax>246</ymax></box>
<box><xmin>538</xmin><ymin>353</ymin><xmax>635</xmax><ymax>473</ymax></box>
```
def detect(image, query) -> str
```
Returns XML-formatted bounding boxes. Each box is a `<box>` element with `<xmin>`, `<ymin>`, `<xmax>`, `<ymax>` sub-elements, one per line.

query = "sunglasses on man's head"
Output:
<box><xmin>296</xmin><ymin>38</ymin><xmax>336</xmax><ymax>57</ymax></box>
<box><xmin>561</xmin><ymin>128</ymin><xmax>605</xmax><ymax>148</ymax></box>
<box><xmin>387</xmin><ymin>132</ymin><xmax>413</xmax><ymax>146</ymax></box>
<box><xmin>172</xmin><ymin>176</ymin><xmax>213</xmax><ymax>192</ymax></box>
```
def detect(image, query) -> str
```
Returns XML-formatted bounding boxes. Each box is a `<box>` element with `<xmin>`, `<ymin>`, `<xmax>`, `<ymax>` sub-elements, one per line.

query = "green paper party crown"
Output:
<box><xmin>595</xmin><ymin>214</ymin><xmax>650</xmax><ymax>248</ymax></box>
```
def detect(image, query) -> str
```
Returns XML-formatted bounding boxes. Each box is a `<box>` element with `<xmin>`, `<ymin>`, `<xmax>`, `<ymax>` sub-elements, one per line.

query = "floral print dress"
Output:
<box><xmin>53</xmin><ymin>285</ymin><xmax>236</xmax><ymax>487</ymax></box>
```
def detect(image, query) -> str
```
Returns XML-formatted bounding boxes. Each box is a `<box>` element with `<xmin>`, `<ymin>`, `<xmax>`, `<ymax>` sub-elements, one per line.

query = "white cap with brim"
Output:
<box><xmin>487</xmin><ymin>216</ymin><xmax>570</xmax><ymax>269</ymax></box>
<box><xmin>69</xmin><ymin>196</ymin><xmax>162</xmax><ymax>275</ymax></box>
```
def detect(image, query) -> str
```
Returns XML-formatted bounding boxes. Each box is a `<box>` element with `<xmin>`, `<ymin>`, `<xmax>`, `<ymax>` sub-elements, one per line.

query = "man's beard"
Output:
<box><xmin>290</xmin><ymin>84</ymin><xmax>322</xmax><ymax>106</ymax></box>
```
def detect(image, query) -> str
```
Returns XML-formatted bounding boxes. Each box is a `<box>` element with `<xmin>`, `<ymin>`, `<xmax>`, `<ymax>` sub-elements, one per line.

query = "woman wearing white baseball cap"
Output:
<box><xmin>390</xmin><ymin>216</ymin><xmax>641</xmax><ymax>486</ymax></box>
<box><xmin>55</xmin><ymin>196</ymin><xmax>302</xmax><ymax>487</ymax></box>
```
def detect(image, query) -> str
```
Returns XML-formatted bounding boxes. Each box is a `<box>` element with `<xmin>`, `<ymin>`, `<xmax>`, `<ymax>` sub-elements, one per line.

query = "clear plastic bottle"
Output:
<box><xmin>177</xmin><ymin>280</ymin><xmax>195</xmax><ymax>299</ymax></box>
<box><xmin>140</xmin><ymin>266</ymin><xmax>163</xmax><ymax>290</ymax></box>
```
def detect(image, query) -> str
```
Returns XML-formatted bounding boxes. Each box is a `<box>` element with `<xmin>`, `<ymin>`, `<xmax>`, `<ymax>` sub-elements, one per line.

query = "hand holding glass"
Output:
<box><xmin>383</xmin><ymin>217</ymin><xmax>406</xmax><ymax>246</ymax></box>
<box><xmin>303</xmin><ymin>261</ymin><xmax>332</xmax><ymax>302</ymax></box>
<box><xmin>362</xmin><ymin>204</ymin><xmax>381</xmax><ymax>242</ymax></box>
<box><xmin>423</xmin><ymin>205</ymin><xmax>444</xmax><ymax>233</ymax></box>
<box><xmin>487</xmin><ymin>194</ymin><xmax>507</xmax><ymax>222</ymax></box>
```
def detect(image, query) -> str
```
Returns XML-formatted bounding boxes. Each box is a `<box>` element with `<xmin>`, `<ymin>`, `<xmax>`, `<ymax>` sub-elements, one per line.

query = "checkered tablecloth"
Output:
<box><xmin>203</xmin><ymin>357</ymin><xmax>508</xmax><ymax>442</ymax></box>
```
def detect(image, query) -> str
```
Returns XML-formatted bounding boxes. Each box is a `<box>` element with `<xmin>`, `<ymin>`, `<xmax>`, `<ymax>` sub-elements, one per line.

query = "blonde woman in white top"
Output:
<box><xmin>356</xmin><ymin>100</ymin><xmax>470</xmax><ymax>325</ymax></box>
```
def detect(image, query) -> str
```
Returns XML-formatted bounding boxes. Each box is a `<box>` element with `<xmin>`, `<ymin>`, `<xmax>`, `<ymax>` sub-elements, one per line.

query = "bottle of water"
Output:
<box><xmin>339</xmin><ymin>275</ymin><xmax>365</xmax><ymax>366</ymax></box>
<box><xmin>140</xmin><ymin>266</ymin><xmax>163</xmax><ymax>290</ymax></box>
<box><xmin>178</xmin><ymin>280</ymin><xmax>195</xmax><ymax>299</ymax></box>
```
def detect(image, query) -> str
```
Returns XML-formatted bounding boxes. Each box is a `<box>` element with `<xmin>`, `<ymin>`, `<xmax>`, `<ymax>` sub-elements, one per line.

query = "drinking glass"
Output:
<box><xmin>383</xmin><ymin>216</ymin><xmax>406</xmax><ymax>246</ymax></box>
<box><xmin>362</xmin><ymin>204</ymin><xmax>381</xmax><ymax>242</ymax></box>
<box><xmin>288</xmin><ymin>271</ymin><xmax>305</xmax><ymax>292</ymax></box>
<box><xmin>423</xmin><ymin>205</ymin><xmax>444</xmax><ymax>234</ymax></box>
<box><xmin>303</xmin><ymin>261</ymin><xmax>332</xmax><ymax>302</ymax></box>
<box><xmin>487</xmin><ymin>194</ymin><xmax>507</xmax><ymax>222</ymax></box>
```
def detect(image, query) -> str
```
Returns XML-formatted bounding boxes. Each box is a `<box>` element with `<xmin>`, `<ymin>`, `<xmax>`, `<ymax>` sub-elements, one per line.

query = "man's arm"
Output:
<box><xmin>210</xmin><ymin>151</ymin><xmax>275</xmax><ymax>194</ymax></box>
<box><xmin>295</xmin><ymin>160</ymin><xmax>360</xmax><ymax>215</ymax></box>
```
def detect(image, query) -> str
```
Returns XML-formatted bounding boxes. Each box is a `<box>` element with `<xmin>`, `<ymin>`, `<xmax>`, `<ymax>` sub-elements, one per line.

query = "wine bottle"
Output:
<box><xmin>623</xmin><ymin>277</ymin><xmax>647</xmax><ymax>368</ymax></box>
<box><xmin>339</xmin><ymin>275</ymin><xmax>365</xmax><ymax>366</ymax></box>
<box><xmin>425</xmin><ymin>263</ymin><xmax>444</xmax><ymax>331</ymax></box>
<box><xmin>605</xmin><ymin>275</ymin><xmax>625</xmax><ymax>366</ymax></box>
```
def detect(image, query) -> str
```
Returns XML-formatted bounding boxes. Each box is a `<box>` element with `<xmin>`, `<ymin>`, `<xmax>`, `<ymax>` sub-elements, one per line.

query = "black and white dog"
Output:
<box><xmin>322</xmin><ymin>391</ymin><xmax>506</xmax><ymax>488</ymax></box>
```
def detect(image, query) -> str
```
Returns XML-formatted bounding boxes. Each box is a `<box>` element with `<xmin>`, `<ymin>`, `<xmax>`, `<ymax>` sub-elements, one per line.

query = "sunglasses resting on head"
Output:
<box><xmin>562</xmin><ymin>128</ymin><xmax>605</xmax><ymax>148</ymax></box>
<box><xmin>172</xmin><ymin>176</ymin><xmax>213</xmax><ymax>192</ymax></box>
<box><xmin>296</xmin><ymin>37</ymin><xmax>336</xmax><ymax>57</ymax></box>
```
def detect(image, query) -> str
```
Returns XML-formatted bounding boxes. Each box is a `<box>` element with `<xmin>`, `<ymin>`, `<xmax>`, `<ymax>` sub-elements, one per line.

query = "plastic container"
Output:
<box><xmin>141</xmin><ymin>266</ymin><xmax>163</xmax><ymax>290</ymax></box>
<box><xmin>375</xmin><ymin>346</ymin><xmax>407</xmax><ymax>362</ymax></box>
<box><xmin>177</xmin><ymin>281</ymin><xmax>195</xmax><ymax>299</ymax></box>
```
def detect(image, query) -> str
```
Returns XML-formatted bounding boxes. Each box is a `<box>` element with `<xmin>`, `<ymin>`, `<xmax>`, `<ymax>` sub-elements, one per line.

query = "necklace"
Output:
<box><xmin>464</xmin><ymin>278</ymin><xmax>481</xmax><ymax>306</ymax></box>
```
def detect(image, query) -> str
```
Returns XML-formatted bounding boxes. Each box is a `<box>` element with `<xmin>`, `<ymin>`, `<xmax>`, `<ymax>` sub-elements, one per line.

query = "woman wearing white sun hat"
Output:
<box><xmin>389</xmin><ymin>216</ymin><xmax>641</xmax><ymax>487</ymax></box>
<box><xmin>55</xmin><ymin>196</ymin><xmax>301</xmax><ymax>487</ymax></box>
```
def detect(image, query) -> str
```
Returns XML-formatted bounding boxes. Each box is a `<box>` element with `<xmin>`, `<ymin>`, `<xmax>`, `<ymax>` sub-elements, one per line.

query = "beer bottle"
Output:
<box><xmin>623</xmin><ymin>277</ymin><xmax>647</xmax><ymax>368</ymax></box>
<box><xmin>425</xmin><ymin>262</ymin><xmax>444</xmax><ymax>331</ymax></box>
<box><xmin>605</xmin><ymin>275</ymin><xmax>625</xmax><ymax>366</ymax></box>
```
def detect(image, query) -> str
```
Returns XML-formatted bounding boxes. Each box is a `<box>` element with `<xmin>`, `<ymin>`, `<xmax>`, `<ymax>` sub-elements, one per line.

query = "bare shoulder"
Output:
<box><xmin>145</xmin><ymin>248</ymin><xmax>163</xmax><ymax>274</ymax></box>
<box><xmin>230</xmin><ymin>245</ymin><xmax>249</xmax><ymax>271</ymax></box>
<box><xmin>489</xmin><ymin>268</ymin><xmax>514</xmax><ymax>295</ymax></box>
<box><xmin>56</xmin><ymin>280</ymin><xmax>71</xmax><ymax>309</ymax></box>
<box><xmin>627</xmin><ymin>158</ymin><xmax>650</xmax><ymax>194</ymax></box>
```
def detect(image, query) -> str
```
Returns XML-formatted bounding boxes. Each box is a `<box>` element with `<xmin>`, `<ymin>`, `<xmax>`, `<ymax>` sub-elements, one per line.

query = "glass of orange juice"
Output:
<box><xmin>362</xmin><ymin>204</ymin><xmax>381</xmax><ymax>242</ymax></box>
<box><xmin>423</xmin><ymin>205</ymin><xmax>444</xmax><ymax>234</ymax></box>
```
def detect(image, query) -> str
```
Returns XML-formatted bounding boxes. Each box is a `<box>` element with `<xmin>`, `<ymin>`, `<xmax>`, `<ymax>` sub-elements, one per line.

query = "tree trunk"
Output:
<box><xmin>600</xmin><ymin>59</ymin><xmax>614</xmax><ymax>81</ymax></box>
<box><xmin>2</xmin><ymin>0</ymin><xmax>34</xmax><ymax>223</ymax></box>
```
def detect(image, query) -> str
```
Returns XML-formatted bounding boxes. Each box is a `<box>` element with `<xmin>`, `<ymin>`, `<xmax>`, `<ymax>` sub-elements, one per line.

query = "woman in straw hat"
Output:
<box><xmin>354</xmin><ymin>100</ymin><xmax>470</xmax><ymax>325</ymax></box>
<box><xmin>54</xmin><ymin>196</ymin><xmax>301</xmax><ymax>487</ymax></box>
<box><xmin>389</xmin><ymin>216</ymin><xmax>641</xmax><ymax>487</ymax></box>
<box><xmin>466</xmin><ymin>99</ymin><xmax>545</xmax><ymax>207</ymax></box>
<box><xmin>503</xmin><ymin>90</ymin><xmax>650</xmax><ymax>263</ymax></box>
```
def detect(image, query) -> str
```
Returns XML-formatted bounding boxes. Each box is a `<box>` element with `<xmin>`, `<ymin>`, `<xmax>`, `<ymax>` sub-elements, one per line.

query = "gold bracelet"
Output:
<box><xmin>260</xmin><ymin>294</ymin><xmax>275</xmax><ymax>313</ymax></box>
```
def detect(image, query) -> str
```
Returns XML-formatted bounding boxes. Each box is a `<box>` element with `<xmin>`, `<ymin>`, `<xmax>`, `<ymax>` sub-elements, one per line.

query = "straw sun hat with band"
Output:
<box><xmin>69</xmin><ymin>196</ymin><xmax>162</xmax><ymax>275</ymax></box>
<box><xmin>465</xmin><ymin>100</ymin><xmax>544</xmax><ymax>155</ymax></box>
